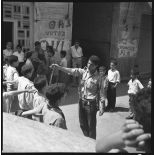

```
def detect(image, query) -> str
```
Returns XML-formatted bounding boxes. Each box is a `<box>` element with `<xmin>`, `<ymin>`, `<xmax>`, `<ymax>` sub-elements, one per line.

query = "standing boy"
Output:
<box><xmin>126</xmin><ymin>69</ymin><xmax>144</xmax><ymax>119</ymax></box>
<box><xmin>98</xmin><ymin>66</ymin><xmax>109</xmax><ymax>115</ymax></box>
<box><xmin>107</xmin><ymin>59</ymin><xmax>120</xmax><ymax>112</ymax></box>
<box><xmin>50</xmin><ymin>55</ymin><xmax>104</xmax><ymax>139</ymax></box>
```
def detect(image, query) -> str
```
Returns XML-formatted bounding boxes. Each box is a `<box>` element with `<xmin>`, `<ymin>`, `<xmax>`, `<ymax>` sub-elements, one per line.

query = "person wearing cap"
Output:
<box><xmin>50</xmin><ymin>55</ymin><xmax>105</xmax><ymax>139</ymax></box>
<box><xmin>70</xmin><ymin>40</ymin><xmax>83</xmax><ymax>86</ymax></box>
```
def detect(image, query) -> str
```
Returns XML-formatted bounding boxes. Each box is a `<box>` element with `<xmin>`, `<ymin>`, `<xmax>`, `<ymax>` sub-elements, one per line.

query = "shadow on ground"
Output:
<box><xmin>114</xmin><ymin>107</ymin><xmax>129</xmax><ymax>112</ymax></box>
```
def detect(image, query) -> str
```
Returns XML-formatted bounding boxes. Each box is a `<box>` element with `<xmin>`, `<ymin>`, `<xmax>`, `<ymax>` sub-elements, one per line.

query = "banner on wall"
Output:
<box><xmin>34</xmin><ymin>2</ymin><xmax>73</xmax><ymax>62</ymax></box>
<box><xmin>118</xmin><ymin>40</ymin><xmax>137</xmax><ymax>58</ymax></box>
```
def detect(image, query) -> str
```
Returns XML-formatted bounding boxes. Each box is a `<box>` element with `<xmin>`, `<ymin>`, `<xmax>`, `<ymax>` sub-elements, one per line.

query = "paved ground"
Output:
<box><xmin>59</xmin><ymin>82</ymin><xmax>145</xmax><ymax>153</ymax></box>
<box><xmin>9</xmin><ymin>80</ymin><xmax>147</xmax><ymax>153</ymax></box>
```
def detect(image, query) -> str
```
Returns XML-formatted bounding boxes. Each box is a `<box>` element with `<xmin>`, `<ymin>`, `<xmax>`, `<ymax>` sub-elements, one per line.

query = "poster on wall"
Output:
<box><xmin>34</xmin><ymin>2</ymin><xmax>73</xmax><ymax>63</ymax></box>
<box><xmin>117</xmin><ymin>3</ymin><xmax>139</xmax><ymax>58</ymax></box>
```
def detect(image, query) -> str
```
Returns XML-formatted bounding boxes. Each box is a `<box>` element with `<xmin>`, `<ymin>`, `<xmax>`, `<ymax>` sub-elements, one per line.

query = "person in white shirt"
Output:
<box><xmin>4</xmin><ymin>65</ymin><xmax>37</xmax><ymax>117</ymax></box>
<box><xmin>126</xmin><ymin>69</ymin><xmax>144</xmax><ymax>119</ymax></box>
<box><xmin>5</xmin><ymin>55</ymin><xmax>19</xmax><ymax>113</ymax></box>
<box><xmin>70</xmin><ymin>41</ymin><xmax>83</xmax><ymax>86</ymax></box>
<box><xmin>3</xmin><ymin>42</ymin><xmax>13</xmax><ymax>59</ymax></box>
<box><xmin>13</xmin><ymin>44</ymin><xmax>25</xmax><ymax>75</ymax></box>
<box><xmin>107</xmin><ymin>59</ymin><xmax>120</xmax><ymax>112</ymax></box>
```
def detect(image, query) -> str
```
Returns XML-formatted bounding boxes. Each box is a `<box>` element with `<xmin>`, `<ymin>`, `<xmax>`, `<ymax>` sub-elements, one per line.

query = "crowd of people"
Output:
<box><xmin>3</xmin><ymin>40</ymin><xmax>152</xmax><ymax>153</ymax></box>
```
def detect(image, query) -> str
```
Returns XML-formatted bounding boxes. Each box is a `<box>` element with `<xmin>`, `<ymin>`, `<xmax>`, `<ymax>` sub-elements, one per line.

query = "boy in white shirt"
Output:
<box><xmin>107</xmin><ymin>59</ymin><xmax>120</xmax><ymax>112</ymax></box>
<box><xmin>126</xmin><ymin>69</ymin><xmax>144</xmax><ymax>119</ymax></box>
<box><xmin>4</xmin><ymin>65</ymin><xmax>37</xmax><ymax>116</ymax></box>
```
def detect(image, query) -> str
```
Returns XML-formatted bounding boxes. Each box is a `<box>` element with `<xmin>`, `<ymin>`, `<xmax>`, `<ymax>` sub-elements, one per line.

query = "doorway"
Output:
<box><xmin>3</xmin><ymin>21</ymin><xmax>13</xmax><ymax>50</ymax></box>
<box><xmin>72</xmin><ymin>2</ymin><xmax>114</xmax><ymax>67</ymax></box>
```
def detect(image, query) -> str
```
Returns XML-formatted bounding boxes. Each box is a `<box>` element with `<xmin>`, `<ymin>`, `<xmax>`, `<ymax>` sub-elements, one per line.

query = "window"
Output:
<box><xmin>18</xmin><ymin>21</ymin><xmax>21</xmax><ymax>28</ymax></box>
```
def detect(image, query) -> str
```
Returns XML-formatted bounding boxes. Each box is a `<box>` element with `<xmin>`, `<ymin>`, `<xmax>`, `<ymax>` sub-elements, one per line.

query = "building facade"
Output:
<box><xmin>2</xmin><ymin>2</ymin><xmax>152</xmax><ymax>79</ymax></box>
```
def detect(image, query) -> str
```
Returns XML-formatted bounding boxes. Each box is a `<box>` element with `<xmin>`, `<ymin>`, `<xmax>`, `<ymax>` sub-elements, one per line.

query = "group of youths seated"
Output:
<box><xmin>3</xmin><ymin>41</ymin><xmax>152</xmax><ymax>153</ymax></box>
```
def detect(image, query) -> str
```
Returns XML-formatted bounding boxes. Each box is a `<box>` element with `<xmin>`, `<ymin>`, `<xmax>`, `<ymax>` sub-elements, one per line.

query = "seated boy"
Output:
<box><xmin>96</xmin><ymin>87</ymin><xmax>151</xmax><ymax>153</ymax></box>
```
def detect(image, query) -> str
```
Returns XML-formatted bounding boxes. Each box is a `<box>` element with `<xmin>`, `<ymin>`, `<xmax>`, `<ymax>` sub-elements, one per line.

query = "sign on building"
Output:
<box><xmin>34</xmin><ymin>2</ymin><xmax>73</xmax><ymax>62</ymax></box>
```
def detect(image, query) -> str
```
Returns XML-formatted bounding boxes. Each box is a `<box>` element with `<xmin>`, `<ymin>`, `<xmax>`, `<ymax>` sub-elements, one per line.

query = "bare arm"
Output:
<box><xmin>50</xmin><ymin>64</ymin><xmax>83</xmax><ymax>76</ymax></box>
<box><xmin>3</xmin><ymin>89</ymin><xmax>35</xmax><ymax>97</ymax></box>
<box><xmin>21</xmin><ymin>104</ymin><xmax>44</xmax><ymax>116</ymax></box>
<box><xmin>3</xmin><ymin>79</ymin><xmax>18</xmax><ymax>85</ymax></box>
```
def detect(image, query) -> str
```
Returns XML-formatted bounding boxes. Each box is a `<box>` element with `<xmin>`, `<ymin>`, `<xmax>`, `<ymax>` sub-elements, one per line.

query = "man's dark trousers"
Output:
<box><xmin>107</xmin><ymin>82</ymin><xmax>116</xmax><ymax>110</ymax></box>
<box><xmin>79</xmin><ymin>99</ymin><xmax>97</xmax><ymax>139</ymax></box>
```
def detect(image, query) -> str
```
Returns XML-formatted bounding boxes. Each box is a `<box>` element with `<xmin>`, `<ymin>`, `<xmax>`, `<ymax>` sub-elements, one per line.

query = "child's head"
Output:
<box><xmin>45</xmin><ymin>84</ymin><xmax>65</xmax><ymax>107</ymax></box>
<box><xmin>35</xmin><ymin>41</ymin><xmax>41</xmax><ymax>50</ymax></box>
<box><xmin>6</xmin><ymin>42</ymin><xmax>12</xmax><ymax>50</ymax></box>
<box><xmin>60</xmin><ymin>50</ymin><xmax>66</xmax><ymax>58</ymax></box>
<box><xmin>7</xmin><ymin>55</ymin><xmax>19</xmax><ymax>67</ymax></box>
<box><xmin>21</xmin><ymin>65</ymin><xmax>33</xmax><ymax>79</ymax></box>
<box><xmin>34</xmin><ymin>76</ymin><xmax>47</xmax><ymax>94</ymax></box>
<box><xmin>99</xmin><ymin>66</ymin><xmax>106</xmax><ymax>76</ymax></box>
<box><xmin>132</xmin><ymin>88</ymin><xmax>151</xmax><ymax>152</ymax></box>
<box><xmin>25</xmin><ymin>51</ymin><xmax>32</xmax><ymax>60</ymax></box>
<box><xmin>110</xmin><ymin>59</ymin><xmax>117</xmax><ymax>70</ymax></box>
<box><xmin>47</xmin><ymin>46</ymin><xmax>55</xmax><ymax>57</ymax></box>
<box><xmin>16</xmin><ymin>44</ymin><xmax>22</xmax><ymax>52</ymax></box>
<box><xmin>130</xmin><ymin>69</ymin><xmax>139</xmax><ymax>80</ymax></box>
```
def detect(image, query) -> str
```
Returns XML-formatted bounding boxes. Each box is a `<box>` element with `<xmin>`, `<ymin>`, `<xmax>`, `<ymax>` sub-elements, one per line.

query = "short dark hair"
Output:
<box><xmin>35</xmin><ymin>41</ymin><xmax>41</xmax><ymax>46</ymax></box>
<box><xmin>132</xmin><ymin>88</ymin><xmax>151</xmax><ymax>152</ymax></box>
<box><xmin>99</xmin><ymin>66</ymin><xmax>106</xmax><ymax>71</ymax></box>
<box><xmin>110</xmin><ymin>59</ymin><xmax>117</xmax><ymax>66</ymax></box>
<box><xmin>25</xmin><ymin>51</ymin><xmax>32</xmax><ymax>59</ymax></box>
<box><xmin>7</xmin><ymin>55</ymin><xmax>18</xmax><ymax>65</ymax></box>
<box><xmin>89</xmin><ymin>55</ymin><xmax>100</xmax><ymax>67</ymax></box>
<box><xmin>131</xmin><ymin>68</ymin><xmax>139</xmax><ymax>76</ymax></box>
<box><xmin>16</xmin><ymin>44</ymin><xmax>22</xmax><ymax>49</ymax></box>
<box><xmin>45</xmin><ymin>84</ymin><xmax>65</xmax><ymax>107</ymax></box>
<box><xmin>60</xmin><ymin>50</ymin><xmax>66</xmax><ymax>57</ymax></box>
<box><xmin>34</xmin><ymin>76</ymin><xmax>47</xmax><ymax>92</ymax></box>
<box><xmin>21</xmin><ymin>65</ymin><xmax>32</xmax><ymax>76</ymax></box>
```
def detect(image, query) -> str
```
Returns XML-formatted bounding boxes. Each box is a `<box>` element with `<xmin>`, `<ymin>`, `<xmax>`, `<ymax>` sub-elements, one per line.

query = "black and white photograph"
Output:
<box><xmin>2</xmin><ymin>1</ymin><xmax>152</xmax><ymax>153</ymax></box>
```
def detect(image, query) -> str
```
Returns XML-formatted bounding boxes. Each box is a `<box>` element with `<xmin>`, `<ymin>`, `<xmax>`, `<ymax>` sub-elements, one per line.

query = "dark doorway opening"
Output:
<box><xmin>72</xmin><ymin>3</ymin><xmax>113</xmax><ymax>68</ymax></box>
<box><xmin>3</xmin><ymin>21</ymin><xmax>13</xmax><ymax>50</ymax></box>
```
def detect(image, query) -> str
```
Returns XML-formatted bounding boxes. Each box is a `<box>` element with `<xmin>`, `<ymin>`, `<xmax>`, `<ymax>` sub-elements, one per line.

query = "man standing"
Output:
<box><xmin>3</xmin><ymin>42</ymin><xmax>13</xmax><ymax>59</ymax></box>
<box><xmin>70</xmin><ymin>41</ymin><xmax>83</xmax><ymax>86</ymax></box>
<box><xmin>50</xmin><ymin>55</ymin><xmax>105</xmax><ymax>139</ymax></box>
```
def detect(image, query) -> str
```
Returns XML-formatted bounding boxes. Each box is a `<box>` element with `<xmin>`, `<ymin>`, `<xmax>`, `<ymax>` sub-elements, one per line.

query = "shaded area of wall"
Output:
<box><xmin>110</xmin><ymin>2</ymin><xmax>152</xmax><ymax>80</ymax></box>
<box><xmin>72</xmin><ymin>3</ymin><xmax>113</xmax><ymax>67</ymax></box>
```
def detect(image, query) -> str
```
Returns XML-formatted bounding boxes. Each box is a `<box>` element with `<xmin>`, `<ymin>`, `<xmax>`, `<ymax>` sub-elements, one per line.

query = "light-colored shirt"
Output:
<box><xmin>60</xmin><ymin>57</ymin><xmax>67</xmax><ymax>67</ymax></box>
<box><xmin>3</xmin><ymin>64</ymin><xmax>9</xmax><ymax>80</ymax></box>
<box><xmin>3</xmin><ymin>49</ymin><xmax>13</xmax><ymax>57</ymax></box>
<box><xmin>128</xmin><ymin>78</ymin><xmax>144</xmax><ymax>94</ymax></box>
<box><xmin>71</xmin><ymin>46</ymin><xmax>83</xmax><ymax>58</ymax></box>
<box><xmin>72</xmin><ymin>68</ymin><xmax>103</xmax><ymax>101</ymax></box>
<box><xmin>23</xmin><ymin>59</ymin><xmax>34</xmax><ymax>75</ymax></box>
<box><xmin>16</xmin><ymin>76</ymin><xmax>37</xmax><ymax>110</ymax></box>
<box><xmin>108</xmin><ymin>69</ymin><xmax>120</xmax><ymax>83</ymax></box>
<box><xmin>33</xmin><ymin>92</ymin><xmax>48</xmax><ymax>108</ymax></box>
<box><xmin>13</xmin><ymin>51</ymin><xmax>25</xmax><ymax>62</ymax></box>
<box><xmin>6</xmin><ymin>66</ymin><xmax>19</xmax><ymax>91</ymax></box>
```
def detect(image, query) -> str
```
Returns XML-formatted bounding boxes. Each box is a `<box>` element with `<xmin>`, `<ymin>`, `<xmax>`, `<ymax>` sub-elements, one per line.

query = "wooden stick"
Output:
<box><xmin>49</xmin><ymin>66</ymin><xmax>55</xmax><ymax>86</ymax></box>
